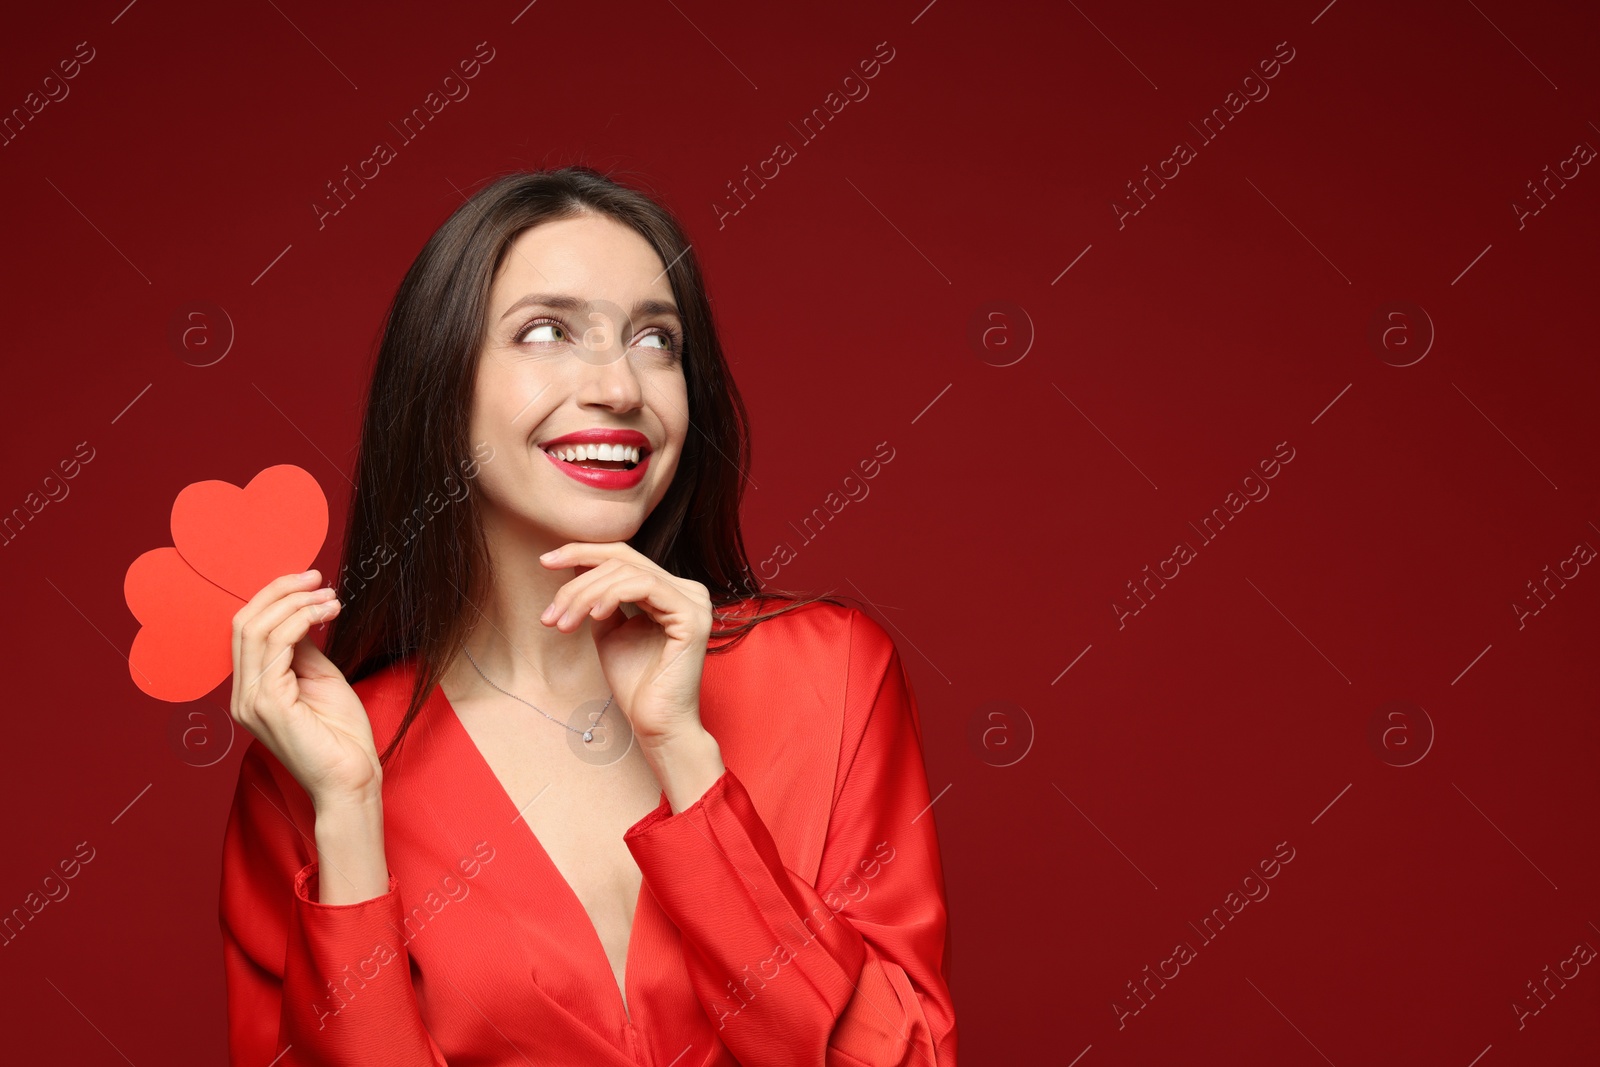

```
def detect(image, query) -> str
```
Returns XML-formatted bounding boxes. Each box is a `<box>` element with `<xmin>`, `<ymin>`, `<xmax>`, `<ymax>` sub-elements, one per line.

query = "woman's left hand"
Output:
<box><xmin>539</xmin><ymin>541</ymin><xmax>713</xmax><ymax>748</ymax></box>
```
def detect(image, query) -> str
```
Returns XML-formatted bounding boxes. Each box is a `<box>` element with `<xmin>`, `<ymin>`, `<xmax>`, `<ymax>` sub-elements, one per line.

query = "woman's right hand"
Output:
<box><xmin>229</xmin><ymin>569</ymin><xmax>381</xmax><ymax>810</ymax></box>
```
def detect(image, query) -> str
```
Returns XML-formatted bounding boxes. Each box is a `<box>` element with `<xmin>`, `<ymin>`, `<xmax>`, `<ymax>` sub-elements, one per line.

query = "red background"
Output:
<box><xmin>2</xmin><ymin>0</ymin><xmax>1597</xmax><ymax>1062</ymax></box>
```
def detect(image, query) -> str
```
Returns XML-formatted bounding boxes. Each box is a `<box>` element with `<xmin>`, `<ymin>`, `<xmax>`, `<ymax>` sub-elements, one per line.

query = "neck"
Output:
<box><xmin>440</xmin><ymin>523</ymin><xmax>609</xmax><ymax>705</ymax></box>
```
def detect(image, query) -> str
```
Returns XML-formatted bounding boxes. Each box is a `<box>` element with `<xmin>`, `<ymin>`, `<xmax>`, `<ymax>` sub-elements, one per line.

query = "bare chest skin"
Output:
<box><xmin>447</xmin><ymin>691</ymin><xmax>663</xmax><ymax>1019</ymax></box>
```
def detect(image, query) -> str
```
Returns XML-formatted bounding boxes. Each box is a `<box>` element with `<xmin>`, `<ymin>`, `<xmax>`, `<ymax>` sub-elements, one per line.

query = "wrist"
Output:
<box><xmin>642</xmin><ymin>728</ymin><xmax>725</xmax><ymax>814</ymax></box>
<box><xmin>312</xmin><ymin>791</ymin><xmax>384</xmax><ymax>843</ymax></box>
<box><xmin>311</xmin><ymin>780</ymin><xmax>383</xmax><ymax>817</ymax></box>
<box><xmin>312</xmin><ymin>795</ymin><xmax>389</xmax><ymax>905</ymax></box>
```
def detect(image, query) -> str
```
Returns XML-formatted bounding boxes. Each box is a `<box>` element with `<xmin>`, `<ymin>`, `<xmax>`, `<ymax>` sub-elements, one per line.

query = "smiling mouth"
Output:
<box><xmin>540</xmin><ymin>444</ymin><xmax>645</xmax><ymax>471</ymax></box>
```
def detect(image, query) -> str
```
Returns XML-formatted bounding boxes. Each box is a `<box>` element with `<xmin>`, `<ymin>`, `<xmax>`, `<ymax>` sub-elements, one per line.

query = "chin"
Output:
<box><xmin>544</xmin><ymin>511</ymin><xmax>647</xmax><ymax>545</ymax></box>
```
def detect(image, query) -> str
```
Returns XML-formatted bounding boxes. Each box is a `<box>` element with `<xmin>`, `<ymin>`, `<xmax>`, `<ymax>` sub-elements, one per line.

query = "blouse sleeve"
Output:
<box><xmin>623</xmin><ymin>608</ymin><xmax>959</xmax><ymax>1066</ymax></box>
<box><xmin>219</xmin><ymin>742</ymin><xmax>449</xmax><ymax>1067</ymax></box>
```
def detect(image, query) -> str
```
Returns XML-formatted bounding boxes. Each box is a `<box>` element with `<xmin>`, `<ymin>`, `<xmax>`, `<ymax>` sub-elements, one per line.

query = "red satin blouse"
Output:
<box><xmin>219</xmin><ymin>599</ymin><xmax>958</xmax><ymax>1065</ymax></box>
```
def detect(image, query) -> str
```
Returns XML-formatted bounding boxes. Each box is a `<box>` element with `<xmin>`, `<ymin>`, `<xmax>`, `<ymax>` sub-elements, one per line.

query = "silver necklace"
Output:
<box><xmin>462</xmin><ymin>646</ymin><xmax>612</xmax><ymax>743</ymax></box>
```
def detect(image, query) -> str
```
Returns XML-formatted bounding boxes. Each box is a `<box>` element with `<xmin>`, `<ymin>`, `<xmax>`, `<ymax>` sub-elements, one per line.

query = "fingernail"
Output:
<box><xmin>300</xmin><ymin>568</ymin><xmax>319</xmax><ymax>579</ymax></box>
<box><xmin>539</xmin><ymin>550</ymin><xmax>558</xmax><ymax>561</ymax></box>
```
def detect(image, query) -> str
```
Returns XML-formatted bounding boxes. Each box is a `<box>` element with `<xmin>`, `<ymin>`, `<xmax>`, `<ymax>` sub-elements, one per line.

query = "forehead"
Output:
<box><xmin>490</xmin><ymin>213</ymin><xmax>671</xmax><ymax>308</ymax></box>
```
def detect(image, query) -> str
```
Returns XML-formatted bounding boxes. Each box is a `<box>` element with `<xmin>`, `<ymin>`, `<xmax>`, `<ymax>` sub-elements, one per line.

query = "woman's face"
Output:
<box><xmin>469</xmin><ymin>212</ymin><xmax>689</xmax><ymax>547</ymax></box>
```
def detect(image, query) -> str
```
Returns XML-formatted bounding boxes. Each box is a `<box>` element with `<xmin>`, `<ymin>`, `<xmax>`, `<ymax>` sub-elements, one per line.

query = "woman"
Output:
<box><xmin>219</xmin><ymin>167</ymin><xmax>957</xmax><ymax>1066</ymax></box>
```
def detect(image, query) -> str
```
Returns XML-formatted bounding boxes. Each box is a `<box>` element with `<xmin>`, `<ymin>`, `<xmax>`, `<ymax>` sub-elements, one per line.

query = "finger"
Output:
<box><xmin>233</xmin><ymin>570</ymin><xmax>327</xmax><ymax>684</ymax></box>
<box><xmin>235</xmin><ymin>587</ymin><xmax>338</xmax><ymax>704</ymax></box>
<box><xmin>553</xmin><ymin>562</ymin><xmax>672</xmax><ymax>630</ymax></box>
<box><xmin>572</xmin><ymin>572</ymin><xmax>693</xmax><ymax>637</ymax></box>
<box><xmin>281</xmin><ymin>637</ymin><xmax>355</xmax><ymax>746</ymax></box>
<box><xmin>256</xmin><ymin>597</ymin><xmax>343</xmax><ymax>699</ymax></box>
<box><xmin>540</xmin><ymin>541</ymin><xmax>650</xmax><ymax>571</ymax></box>
<box><xmin>635</xmin><ymin>579</ymin><xmax>713</xmax><ymax>645</ymax></box>
<box><xmin>239</xmin><ymin>597</ymin><xmax>338</xmax><ymax>724</ymax></box>
<box><xmin>580</xmin><ymin>571</ymin><xmax>661</xmax><ymax>624</ymax></box>
<box><xmin>289</xmin><ymin>629</ymin><xmax>344</xmax><ymax>685</ymax></box>
<box><xmin>543</xmin><ymin>559</ymin><xmax>627</xmax><ymax>626</ymax></box>
<box><xmin>588</xmin><ymin>601</ymin><xmax>629</xmax><ymax>644</ymax></box>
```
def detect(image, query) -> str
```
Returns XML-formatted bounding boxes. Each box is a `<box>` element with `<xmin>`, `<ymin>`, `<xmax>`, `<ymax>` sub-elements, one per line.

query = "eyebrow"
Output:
<box><xmin>497</xmin><ymin>292</ymin><xmax>681</xmax><ymax>325</ymax></box>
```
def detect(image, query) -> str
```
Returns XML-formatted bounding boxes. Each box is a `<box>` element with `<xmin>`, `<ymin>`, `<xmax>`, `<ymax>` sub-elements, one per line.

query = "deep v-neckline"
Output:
<box><xmin>433</xmin><ymin>683</ymin><xmax>649</xmax><ymax>1027</ymax></box>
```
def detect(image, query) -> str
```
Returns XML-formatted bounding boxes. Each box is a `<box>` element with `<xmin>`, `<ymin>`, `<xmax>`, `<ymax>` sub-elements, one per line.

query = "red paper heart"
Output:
<box><xmin>126</xmin><ymin>547</ymin><xmax>245</xmax><ymax>702</ymax></box>
<box><xmin>171</xmin><ymin>464</ymin><xmax>329</xmax><ymax>602</ymax></box>
<box><xmin>124</xmin><ymin>464</ymin><xmax>330</xmax><ymax>702</ymax></box>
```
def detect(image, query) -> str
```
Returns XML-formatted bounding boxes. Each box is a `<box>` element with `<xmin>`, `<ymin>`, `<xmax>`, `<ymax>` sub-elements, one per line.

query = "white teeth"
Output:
<box><xmin>546</xmin><ymin>443</ymin><xmax>641</xmax><ymax>464</ymax></box>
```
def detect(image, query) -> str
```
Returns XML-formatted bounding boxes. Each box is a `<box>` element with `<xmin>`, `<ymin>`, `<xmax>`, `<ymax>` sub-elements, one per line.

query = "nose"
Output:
<box><xmin>574</xmin><ymin>334</ymin><xmax>646</xmax><ymax>412</ymax></box>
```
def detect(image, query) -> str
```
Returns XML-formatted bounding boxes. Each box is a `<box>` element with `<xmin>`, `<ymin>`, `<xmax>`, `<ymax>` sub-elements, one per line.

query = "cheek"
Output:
<box><xmin>658</xmin><ymin>373</ymin><xmax>691</xmax><ymax>444</ymax></box>
<box><xmin>475</xmin><ymin>354</ymin><xmax>550</xmax><ymax>421</ymax></box>
<box><xmin>473</xmin><ymin>387</ymin><xmax>547</xmax><ymax>452</ymax></box>
<box><xmin>472</xmin><ymin>461</ymin><xmax>516</xmax><ymax>508</ymax></box>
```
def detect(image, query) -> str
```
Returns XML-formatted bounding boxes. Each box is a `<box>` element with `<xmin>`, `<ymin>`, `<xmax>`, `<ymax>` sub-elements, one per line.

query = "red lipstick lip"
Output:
<box><xmin>541</xmin><ymin>448</ymin><xmax>651</xmax><ymax>490</ymax></box>
<box><xmin>536</xmin><ymin>428</ymin><xmax>653</xmax><ymax>491</ymax></box>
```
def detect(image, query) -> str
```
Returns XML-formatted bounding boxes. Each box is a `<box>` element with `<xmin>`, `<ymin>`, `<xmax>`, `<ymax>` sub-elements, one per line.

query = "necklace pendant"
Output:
<box><xmin>582</xmin><ymin>729</ymin><xmax>594</xmax><ymax>743</ymax></box>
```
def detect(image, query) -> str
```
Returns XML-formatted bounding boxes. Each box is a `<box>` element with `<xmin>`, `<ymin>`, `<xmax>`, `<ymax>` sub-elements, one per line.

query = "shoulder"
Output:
<box><xmin>721</xmin><ymin>595</ymin><xmax>899</xmax><ymax>684</ymax></box>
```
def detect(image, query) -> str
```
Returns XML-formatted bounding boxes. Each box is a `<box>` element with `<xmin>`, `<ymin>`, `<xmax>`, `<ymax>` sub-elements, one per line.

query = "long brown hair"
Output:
<box><xmin>324</xmin><ymin>166</ymin><xmax>843</xmax><ymax>764</ymax></box>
